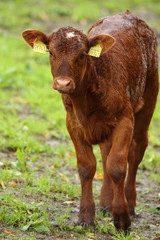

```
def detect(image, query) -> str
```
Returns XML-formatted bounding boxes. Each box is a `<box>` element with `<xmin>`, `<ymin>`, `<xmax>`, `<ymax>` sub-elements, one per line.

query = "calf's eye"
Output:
<box><xmin>49</xmin><ymin>51</ymin><xmax>56</xmax><ymax>60</ymax></box>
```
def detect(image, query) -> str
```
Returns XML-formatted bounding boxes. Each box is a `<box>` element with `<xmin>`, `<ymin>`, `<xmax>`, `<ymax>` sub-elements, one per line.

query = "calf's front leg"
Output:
<box><xmin>77</xmin><ymin>144</ymin><xmax>96</xmax><ymax>225</ymax></box>
<box><xmin>67</xmin><ymin>118</ymin><xmax>96</xmax><ymax>225</ymax></box>
<box><xmin>107</xmin><ymin>116</ymin><xmax>134</xmax><ymax>230</ymax></box>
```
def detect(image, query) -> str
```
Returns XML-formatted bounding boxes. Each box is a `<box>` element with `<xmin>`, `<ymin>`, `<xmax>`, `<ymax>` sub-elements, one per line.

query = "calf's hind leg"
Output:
<box><xmin>125</xmin><ymin>125</ymin><xmax>148</xmax><ymax>215</ymax></box>
<box><xmin>125</xmin><ymin>71</ymin><xmax>159</xmax><ymax>215</ymax></box>
<box><xmin>99</xmin><ymin>141</ymin><xmax>113</xmax><ymax>213</ymax></box>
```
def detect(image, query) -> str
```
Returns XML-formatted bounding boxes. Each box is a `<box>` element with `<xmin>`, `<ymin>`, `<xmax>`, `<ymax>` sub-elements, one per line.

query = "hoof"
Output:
<box><xmin>77</xmin><ymin>216</ymin><xmax>95</xmax><ymax>227</ymax></box>
<box><xmin>77</xmin><ymin>206</ymin><xmax>95</xmax><ymax>226</ymax></box>
<box><xmin>113</xmin><ymin>212</ymin><xmax>131</xmax><ymax>231</ymax></box>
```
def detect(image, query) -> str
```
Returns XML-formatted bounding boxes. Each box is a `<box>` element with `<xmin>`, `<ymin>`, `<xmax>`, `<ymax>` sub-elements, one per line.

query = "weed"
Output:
<box><xmin>37</xmin><ymin>175</ymin><xmax>55</xmax><ymax>194</ymax></box>
<box><xmin>111</xmin><ymin>229</ymin><xmax>134</xmax><ymax>240</ymax></box>
<box><xmin>54</xmin><ymin>203</ymin><xmax>70</xmax><ymax>230</ymax></box>
<box><xmin>15</xmin><ymin>148</ymin><xmax>31</xmax><ymax>172</ymax></box>
<box><xmin>0</xmin><ymin>192</ymin><xmax>50</xmax><ymax>233</ymax></box>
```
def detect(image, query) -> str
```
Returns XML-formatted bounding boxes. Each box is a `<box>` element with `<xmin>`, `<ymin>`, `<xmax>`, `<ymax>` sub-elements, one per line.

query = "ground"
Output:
<box><xmin>0</xmin><ymin>141</ymin><xmax>160</xmax><ymax>239</ymax></box>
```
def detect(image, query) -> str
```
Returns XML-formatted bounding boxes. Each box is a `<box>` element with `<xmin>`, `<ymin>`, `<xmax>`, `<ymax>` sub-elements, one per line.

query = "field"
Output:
<box><xmin>0</xmin><ymin>0</ymin><xmax>160</xmax><ymax>239</ymax></box>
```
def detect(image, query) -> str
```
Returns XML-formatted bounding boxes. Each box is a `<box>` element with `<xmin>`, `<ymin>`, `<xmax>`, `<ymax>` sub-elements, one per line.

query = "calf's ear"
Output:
<box><xmin>89</xmin><ymin>34</ymin><xmax>116</xmax><ymax>56</ymax></box>
<box><xmin>22</xmin><ymin>29</ymin><xmax>49</xmax><ymax>48</ymax></box>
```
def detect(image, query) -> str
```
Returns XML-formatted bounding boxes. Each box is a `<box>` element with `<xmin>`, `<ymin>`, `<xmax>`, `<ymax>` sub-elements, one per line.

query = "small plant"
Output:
<box><xmin>0</xmin><ymin>193</ymin><xmax>50</xmax><ymax>234</ymax></box>
<box><xmin>111</xmin><ymin>230</ymin><xmax>134</xmax><ymax>240</ymax></box>
<box><xmin>54</xmin><ymin>203</ymin><xmax>70</xmax><ymax>230</ymax></box>
<box><xmin>15</xmin><ymin>148</ymin><xmax>31</xmax><ymax>172</ymax></box>
<box><xmin>95</xmin><ymin>210</ymin><xmax>113</xmax><ymax>234</ymax></box>
<box><xmin>37</xmin><ymin>176</ymin><xmax>55</xmax><ymax>194</ymax></box>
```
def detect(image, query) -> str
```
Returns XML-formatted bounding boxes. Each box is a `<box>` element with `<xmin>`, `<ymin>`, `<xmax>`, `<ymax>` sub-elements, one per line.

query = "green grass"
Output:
<box><xmin>0</xmin><ymin>0</ymin><xmax>160</xmax><ymax>239</ymax></box>
<box><xmin>1</xmin><ymin>0</ymin><xmax>160</xmax><ymax>34</ymax></box>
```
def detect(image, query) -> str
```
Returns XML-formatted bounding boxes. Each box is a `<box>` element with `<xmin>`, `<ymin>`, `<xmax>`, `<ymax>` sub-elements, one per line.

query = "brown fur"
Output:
<box><xmin>22</xmin><ymin>10</ymin><xmax>159</xmax><ymax>230</ymax></box>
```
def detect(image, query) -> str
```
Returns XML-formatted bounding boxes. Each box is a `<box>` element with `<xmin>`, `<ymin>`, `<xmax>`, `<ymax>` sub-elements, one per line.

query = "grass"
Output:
<box><xmin>1</xmin><ymin>0</ymin><xmax>160</xmax><ymax>33</ymax></box>
<box><xmin>0</xmin><ymin>0</ymin><xmax>160</xmax><ymax>239</ymax></box>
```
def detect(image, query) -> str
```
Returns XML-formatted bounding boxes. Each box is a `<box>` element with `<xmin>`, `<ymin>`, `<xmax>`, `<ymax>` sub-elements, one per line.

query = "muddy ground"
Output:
<box><xmin>0</xmin><ymin>148</ymin><xmax>160</xmax><ymax>240</ymax></box>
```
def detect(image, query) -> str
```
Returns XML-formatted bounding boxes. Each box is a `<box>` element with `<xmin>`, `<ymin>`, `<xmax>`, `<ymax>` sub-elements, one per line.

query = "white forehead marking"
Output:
<box><xmin>66</xmin><ymin>32</ymin><xmax>76</xmax><ymax>38</ymax></box>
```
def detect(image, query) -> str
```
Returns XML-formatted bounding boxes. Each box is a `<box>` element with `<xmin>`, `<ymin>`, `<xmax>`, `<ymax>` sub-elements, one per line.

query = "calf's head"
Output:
<box><xmin>22</xmin><ymin>27</ymin><xmax>115</xmax><ymax>94</ymax></box>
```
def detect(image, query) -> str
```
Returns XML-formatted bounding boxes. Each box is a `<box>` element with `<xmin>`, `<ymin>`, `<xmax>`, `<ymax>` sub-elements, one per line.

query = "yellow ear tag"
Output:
<box><xmin>88</xmin><ymin>44</ymin><xmax>102</xmax><ymax>58</ymax></box>
<box><xmin>33</xmin><ymin>40</ymin><xmax>47</xmax><ymax>54</ymax></box>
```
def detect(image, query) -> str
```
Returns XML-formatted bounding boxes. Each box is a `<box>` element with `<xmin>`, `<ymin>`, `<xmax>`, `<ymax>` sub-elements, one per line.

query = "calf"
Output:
<box><xmin>22</xmin><ymin>10</ymin><xmax>159</xmax><ymax>230</ymax></box>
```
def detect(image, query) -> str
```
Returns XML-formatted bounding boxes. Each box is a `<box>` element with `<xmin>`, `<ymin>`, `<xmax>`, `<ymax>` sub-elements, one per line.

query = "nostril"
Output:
<box><xmin>66</xmin><ymin>81</ymin><xmax>71</xmax><ymax>87</ymax></box>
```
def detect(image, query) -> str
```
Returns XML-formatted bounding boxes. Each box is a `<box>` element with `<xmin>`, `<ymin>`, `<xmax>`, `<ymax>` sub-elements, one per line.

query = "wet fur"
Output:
<box><xmin>22</xmin><ymin>10</ymin><xmax>159</xmax><ymax>231</ymax></box>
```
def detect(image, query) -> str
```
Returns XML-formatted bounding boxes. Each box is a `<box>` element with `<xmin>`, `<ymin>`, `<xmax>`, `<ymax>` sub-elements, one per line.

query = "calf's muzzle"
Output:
<box><xmin>53</xmin><ymin>77</ymin><xmax>75</xmax><ymax>93</ymax></box>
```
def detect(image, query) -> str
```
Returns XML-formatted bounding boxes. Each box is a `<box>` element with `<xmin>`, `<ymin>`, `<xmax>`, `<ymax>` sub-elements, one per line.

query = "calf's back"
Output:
<box><xmin>86</xmin><ymin>10</ymin><xmax>158</xmax><ymax>114</ymax></box>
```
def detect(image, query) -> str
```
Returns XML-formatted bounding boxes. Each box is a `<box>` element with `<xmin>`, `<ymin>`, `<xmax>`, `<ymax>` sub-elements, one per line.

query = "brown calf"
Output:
<box><xmin>22</xmin><ymin>10</ymin><xmax>159</xmax><ymax>230</ymax></box>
